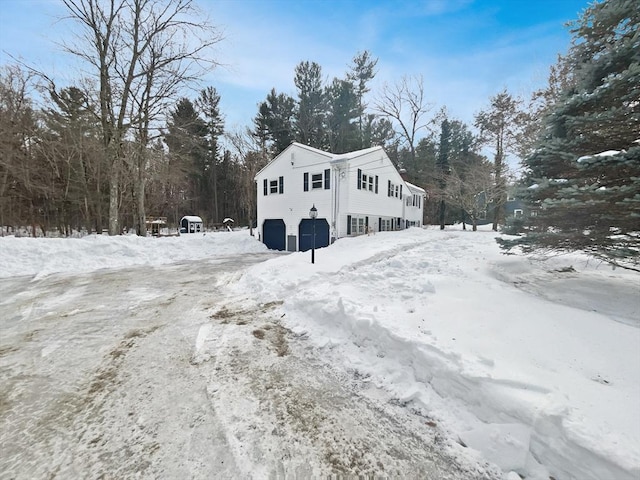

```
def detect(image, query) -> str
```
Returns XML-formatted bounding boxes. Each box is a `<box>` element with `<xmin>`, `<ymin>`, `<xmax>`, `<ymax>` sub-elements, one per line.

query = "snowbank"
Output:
<box><xmin>0</xmin><ymin>230</ymin><xmax>267</xmax><ymax>279</ymax></box>
<box><xmin>232</xmin><ymin>227</ymin><xmax>640</xmax><ymax>480</ymax></box>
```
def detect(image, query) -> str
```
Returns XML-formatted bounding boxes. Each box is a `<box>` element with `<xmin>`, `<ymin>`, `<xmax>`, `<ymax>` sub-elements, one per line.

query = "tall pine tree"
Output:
<box><xmin>499</xmin><ymin>0</ymin><xmax>640</xmax><ymax>269</ymax></box>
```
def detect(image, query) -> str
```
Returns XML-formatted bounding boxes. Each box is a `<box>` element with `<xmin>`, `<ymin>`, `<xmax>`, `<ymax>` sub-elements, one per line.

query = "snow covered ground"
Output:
<box><xmin>1</xmin><ymin>227</ymin><xmax>638</xmax><ymax>479</ymax></box>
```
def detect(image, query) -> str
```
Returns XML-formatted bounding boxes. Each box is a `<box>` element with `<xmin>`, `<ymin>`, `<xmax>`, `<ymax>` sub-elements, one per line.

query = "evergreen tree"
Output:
<box><xmin>362</xmin><ymin>114</ymin><xmax>396</xmax><ymax>150</ymax></box>
<box><xmin>347</xmin><ymin>50</ymin><xmax>378</xmax><ymax>147</ymax></box>
<box><xmin>499</xmin><ymin>0</ymin><xmax>640</xmax><ymax>270</ymax></box>
<box><xmin>254</xmin><ymin>88</ymin><xmax>296</xmax><ymax>155</ymax></box>
<box><xmin>164</xmin><ymin>98</ymin><xmax>207</xmax><ymax>218</ymax></box>
<box><xmin>436</xmin><ymin>119</ymin><xmax>451</xmax><ymax>229</ymax></box>
<box><xmin>294</xmin><ymin>61</ymin><xmax>326</xmax><ymax>148</ymax></box>
<box><xmin>197</xmin><ymin>87</ymin><xmax>225</xmax><ymax>223</ymax></box>
<box><xmin>325</xmin><ymin>78</ymin><xmax>360</xmax><ymax>153</ymax></box>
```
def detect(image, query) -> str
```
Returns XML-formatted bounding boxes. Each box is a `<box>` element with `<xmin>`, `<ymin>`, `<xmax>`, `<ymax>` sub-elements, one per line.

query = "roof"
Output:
<box><xmin>255</xmin><ymin>142</ymin><xmax>385</xmax><ymax>179</ymax></box>
<box><xmin>181</xmin><ymin>215</ymin><xmax>203</xmax><ymax>223</ymax></box>
<box><xmin>255</xmin><ymin>142</ymin><xmax>332</xmax><ymax>178</ymax></box>
<box><xmin>405</xmin><ymin>181</ymin><xmax>426</xmax><ymax>194</ymax></box>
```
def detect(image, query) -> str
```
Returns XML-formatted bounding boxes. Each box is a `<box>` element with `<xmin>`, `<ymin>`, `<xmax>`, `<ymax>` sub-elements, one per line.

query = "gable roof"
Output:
<box><xmin>255</xmin><ymin>142</ymin><xmax>331</xmax><ymax>178</ymax></box>
<box><xmin>255</xmin><ymin>142</ymin><xmax>388</xmax><ymax>179</ymax></box>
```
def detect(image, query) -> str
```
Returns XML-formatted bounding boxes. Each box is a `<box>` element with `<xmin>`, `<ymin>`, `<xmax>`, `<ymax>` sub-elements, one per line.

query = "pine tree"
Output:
<box><xmin>254</xmin><ymin>88</ymin><xmax>296</xmax><ymax>155</ymax></box>
<box><xmin>499</xmin><ymin>0</ymin><xmax>640</xmax><ymax>270</ymax></box>
<box><xmin>347</xmin><ymin>51</ymin><xmax>378</xmax><ymax>148</ymax></box>
<box><xmin>294</xmin><ymin>61</ymin><xmax>326</xmax><ymax>149</ymax></box>
<box><xmin>196</xmin><ymin>87</ymin><xmax>225</xmax><ymax>223</ymax></box>
<box><xmin>325</xmin><ymin>78</ymin><xmax>360</xmax><ymax>153</ymax></box>
<box><xmin>436</xmin><ymin>119</ymin><xmax>451</xmax><ymax>229</ymax></box>
<box><xmin>164</xmin><ymin>98</ymin><xmax>208</xmax><ymax>217</ymax></box>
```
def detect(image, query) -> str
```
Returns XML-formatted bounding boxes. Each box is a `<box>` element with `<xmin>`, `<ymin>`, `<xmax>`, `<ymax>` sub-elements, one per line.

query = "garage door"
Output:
<box><xmin>263</xmin><ymin>219</ymin><xmax>286</xmax><ymax>251</ymax></box>
<box><xmin>298</xmin><ymin>218</ymin><xmax>329</xmax><ymax>252</ymax></box>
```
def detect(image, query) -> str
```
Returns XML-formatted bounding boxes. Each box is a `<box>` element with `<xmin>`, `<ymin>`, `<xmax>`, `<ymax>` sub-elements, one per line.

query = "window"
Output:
<box><xmin>530</xmin><ymin>209</ymin><xmax>538</xmax><ymax>217</ymax></box>
<box><xmin>304</xmin><ymin>170</ymin><xmax>330</xmax><ymax>191</ymax></box>
<box><xmin>349</xmin><ymin>216</ymin><xmax>367</xmax><ymax>235</ymax></box>
<box><xmin>263</xmin><ymin>176</ymin><xmax>284</xmax><ymax>195</ymax></box>
<box><xmin>514</xmin><ymin>209</ymin><xmax>524</xmax><ymax>218</ymax></box>
<box><xmin>380</xmin><ymin>218</ymin><xmax>393</xmax><ymax>231</ymax></box>
<box><xmin>312</xmin><ymin>173</ymin><xmax>323</xmax><ymax>189</ymax></box>
<box><xmin>388</xmin><ymin>181</ymin><xmax>403</xmax><ymax>199</ymax></box>
<box><xmin>357</xmin><ymin>168</ymin><xmax>378</xmax><ymax>193</ymax></box>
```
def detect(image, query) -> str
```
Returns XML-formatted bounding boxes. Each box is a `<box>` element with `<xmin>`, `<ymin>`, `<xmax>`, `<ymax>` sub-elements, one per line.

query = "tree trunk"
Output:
<box><xmin>134</xmin><ymin>177</ymin><xmax>146</xmax><ymax>236</ymax></box>
<box><xmin>108</xmin><ymin>162</ymin><xmax>120</xmax><ymax>235</ymax></box>
<box><xmin>439</xmin><ymin>198</ymin><xmax>445</xmax><ymax>230</ymax></box>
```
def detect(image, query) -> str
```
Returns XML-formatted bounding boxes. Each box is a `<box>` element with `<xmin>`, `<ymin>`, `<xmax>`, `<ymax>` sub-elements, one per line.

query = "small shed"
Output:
<box><xmin>180</xmin><ymin>215</ymin><xmax>203</xmax><ymax>233</ymax></box>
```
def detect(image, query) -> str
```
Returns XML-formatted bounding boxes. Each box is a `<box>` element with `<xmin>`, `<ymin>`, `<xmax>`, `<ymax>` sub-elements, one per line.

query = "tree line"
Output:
<box><xmin>0</xmin><ymin>0</ymin><xmax>637</xmax><ymax>269</ymax></box>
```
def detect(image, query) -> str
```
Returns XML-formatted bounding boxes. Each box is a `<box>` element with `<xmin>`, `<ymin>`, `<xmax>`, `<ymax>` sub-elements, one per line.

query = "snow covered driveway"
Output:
<box><xmin>0</xmin><ymin>252</ymin><xmax>496</xmax><ymax>479</ymax></box>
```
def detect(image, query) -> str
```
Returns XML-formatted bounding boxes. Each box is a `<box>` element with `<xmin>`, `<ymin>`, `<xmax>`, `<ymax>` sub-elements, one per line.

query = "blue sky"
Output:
<box><xmin>0</xmin><ymin>0</ymin><xmax>589</xmax><ymax>133</ymax></box>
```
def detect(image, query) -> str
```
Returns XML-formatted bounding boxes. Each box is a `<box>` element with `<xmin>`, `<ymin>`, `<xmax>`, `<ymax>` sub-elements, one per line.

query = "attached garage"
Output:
<box><xmin>298</xmin><ymin>218</ymin><xmax>330</xmax><ymax>252</ymax></box>
<box><xmin>262</xmin><ymin>219</ymin><xmax>286</xmax><ymax>251</ymax></box>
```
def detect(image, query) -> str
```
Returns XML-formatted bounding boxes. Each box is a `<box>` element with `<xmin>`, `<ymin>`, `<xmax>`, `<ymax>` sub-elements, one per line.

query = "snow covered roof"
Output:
<box><xmin>222</xmin><ymin>218</ymin><xmax>235</xmax><ymax>223</ymax></box>
<box><xmin>404</xmin><ymin>181</ymin><xmax>426</xmax><ymax>194</ymax></box>
<box><xmin>181</xmin><ymin>215</ymin><xmax>203</xmax><ymax>223</ymax></box>
<box><xmin>330</xmin><ymin>145</ymin><xmax>384</xmax><ymax>161</ymax></box>
<box><xmin>255</xmin><ymin>142</ymin><xmax>386</xmax><ymax>179</ymax></box>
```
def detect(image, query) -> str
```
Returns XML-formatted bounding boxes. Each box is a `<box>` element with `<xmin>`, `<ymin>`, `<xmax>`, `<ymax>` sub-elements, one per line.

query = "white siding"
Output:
<box><xmin>256</xmin><ymin>144</ymin><xmax>332</xmax><ymax>247</ymax></box>
<box><xmin>404</xmin><ymin>183</ymin><xmax>426</xmax><ymax>227</ymax></box>
<box><xmin>255</xmin><ymin>143</ymin><xmax>426</xmax><ymax>249</ymax></box>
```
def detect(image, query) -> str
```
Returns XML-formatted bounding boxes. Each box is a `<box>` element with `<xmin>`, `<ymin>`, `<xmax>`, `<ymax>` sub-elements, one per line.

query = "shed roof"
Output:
<box><xmin>181</xmin><ymin>215</ymin><xmax>203</xmax><ymax>223</ymax></box>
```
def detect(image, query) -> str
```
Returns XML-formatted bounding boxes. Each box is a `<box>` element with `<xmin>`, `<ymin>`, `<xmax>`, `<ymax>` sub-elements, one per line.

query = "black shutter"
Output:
<box><xmin>347</xmin><ymin>215</ymin><xmax>351</xmax><ymax>235</ymax></box>
<box><xmin>279</xmin><ymin>176</ymin><xmax>284</xmax><ymax>194</ymax></box>
<box><xmin>357</xmin><ymin>169</ymin><xmax>362</xmax><ymax>189</ymax></box>
<box><xmin>365</xmin><ymin>216</ymin><xmax>369</xmax><ymax>228</ymax></box>
<box><xmin>388</xmin><ymin>180</ymin><xmax>391</xmax><ymax>197</ymax></box>
<box><xmin>375</xmin><ymin>175</ymin><xmax>378</xmax><ymax>194</ymax></box>
<box><xmin>324</xmin><ymin>169</ymin><xmax>330</xmax><ymax>189</ymax></box>
<box><xmin>378</xmin><ymin>217</ymin><xmax>382</xmax><ymax>232</ymax></box>
<box><xmin>304</xmin><ymin>172</ymin><xmax>309</xmax><ymax>191</ymax></box>
<box><xmin>400</xmin><ymin>185</ymin><xmax>403</xmax><ymax>199</ymax></box>
<box><xmin>263</xmin><ymin>179</ymin><xmax>268</xmax><ymax>196</ymax></box>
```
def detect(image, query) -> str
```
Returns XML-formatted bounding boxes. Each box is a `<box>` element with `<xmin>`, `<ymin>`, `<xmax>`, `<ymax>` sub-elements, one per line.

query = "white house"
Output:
<box><xmin>255</xmin><ymin>142</ymin><xmax>426</xmax><ymax>251</ymax></box>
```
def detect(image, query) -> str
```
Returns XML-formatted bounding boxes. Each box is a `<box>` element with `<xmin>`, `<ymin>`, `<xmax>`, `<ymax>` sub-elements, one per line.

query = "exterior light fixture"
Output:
<box><xmin>309</xmin><ymin>204</ymin><xmax>317</xmax><ymax>264</ymax></box>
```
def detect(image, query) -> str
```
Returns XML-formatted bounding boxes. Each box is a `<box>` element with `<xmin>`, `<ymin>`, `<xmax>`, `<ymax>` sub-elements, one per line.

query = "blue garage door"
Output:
<box><xmin>298</xmin><ymin>218</ymin><xmax>329</xmax><ymax>252</ymax></box>
<box><xmin>263</xmin><ymin>219</ymin><xmax>286</xmax><ymax>251</ymax></box>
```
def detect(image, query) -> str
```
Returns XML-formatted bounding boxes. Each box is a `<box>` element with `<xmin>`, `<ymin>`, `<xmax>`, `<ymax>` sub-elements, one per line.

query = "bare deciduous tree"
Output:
<box><xmin>62</xmin><ymin>0</ymin><xmax>222</xmax><ymax>235</ymax></box>
<box><xmin>474</xmin><ymin>89</ymin><xmax>526</xmax><ymax>231</ymax></box>
<box><xmin>374</xmin><ymin>75</ymin><xmax>435</xmax><ymax>166</ymax></box>
<box><xmin>445</xmin><ymin>160</ymin><xmax>496</xmax><ymax>231</ymax></box>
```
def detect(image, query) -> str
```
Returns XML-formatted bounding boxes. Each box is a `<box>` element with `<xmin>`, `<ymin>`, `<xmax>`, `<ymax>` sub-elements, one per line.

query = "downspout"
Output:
<box><xmin>332</xmin><ymin>165</ymin><xmax>339</xmax><ymax>241</ymax></box>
